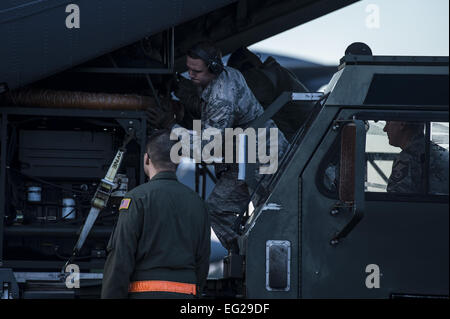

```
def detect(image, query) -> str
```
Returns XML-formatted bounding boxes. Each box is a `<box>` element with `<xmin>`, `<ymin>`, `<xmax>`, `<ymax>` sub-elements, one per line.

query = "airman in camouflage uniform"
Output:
<box><xmin>173</xmin><ymin>42</ymin><xmax>290</xmax><ymax>252</ymax></box>
<box><xmin>384</xmin><ymin>121</ymin><xmax>449</xmax><ymax>194</ymax></box>
<box><xmin>201</xmin><ymin>65</ymin><xmax>289</xmax><ymax>250</ymax></box>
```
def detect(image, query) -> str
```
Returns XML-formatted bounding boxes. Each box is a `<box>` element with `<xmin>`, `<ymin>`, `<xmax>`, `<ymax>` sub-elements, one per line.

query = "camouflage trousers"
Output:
<box><xmin>206</xmin><ymin>164</ymin><xmax>269</xmax><ymax>251</ymax></box>
<box><xmin>207</xmin><ymin>126</ymin><xmax>290</xmax><ymax>251</ymax></box>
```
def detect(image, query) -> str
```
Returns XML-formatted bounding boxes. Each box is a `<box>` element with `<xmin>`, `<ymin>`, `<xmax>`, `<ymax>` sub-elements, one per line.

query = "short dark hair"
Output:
<box><xmin>146</xmin><ymin>129</ymin><xmax>177</xmax><ymax>171</ymax></box>
<box><xmin>187</xmin><ymin>41</ymin><xmax>222</xmax><ymax>62</ymax></box>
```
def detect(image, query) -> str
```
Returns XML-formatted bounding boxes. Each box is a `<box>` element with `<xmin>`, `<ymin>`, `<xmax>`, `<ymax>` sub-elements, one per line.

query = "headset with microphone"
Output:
<box><xmin>189</xmin><ymin>46</ymin><xmax>224</xmax><ymax>75</ymax></box>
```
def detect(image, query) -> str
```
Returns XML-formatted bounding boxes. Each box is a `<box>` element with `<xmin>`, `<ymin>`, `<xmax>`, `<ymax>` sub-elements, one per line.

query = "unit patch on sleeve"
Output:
<box><xmin>119</xmin><ymin>198</ymin><xmax>132</xmax><ymax>211</ymax></box>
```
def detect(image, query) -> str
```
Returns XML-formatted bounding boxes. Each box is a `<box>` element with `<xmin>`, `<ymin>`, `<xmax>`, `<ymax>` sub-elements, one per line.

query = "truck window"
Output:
<box><xmin>365</xmin><ymin>120</ymin><xmax>449</xmax><ymax>195</ymax></box>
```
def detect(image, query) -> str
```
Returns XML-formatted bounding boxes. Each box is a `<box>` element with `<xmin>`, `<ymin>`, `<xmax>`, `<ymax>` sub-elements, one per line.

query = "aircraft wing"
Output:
<box><xmin>0</xmin><ymin>0</ymin><xmax>358</xmax><ymax>91</ymax></box>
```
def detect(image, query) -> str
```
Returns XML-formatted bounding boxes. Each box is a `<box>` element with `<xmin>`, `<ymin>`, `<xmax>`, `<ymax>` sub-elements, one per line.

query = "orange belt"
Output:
<box><xmin>129</xmin><ymin>280</ymin><xmax>196</xmax><ymax>295</ymax></box>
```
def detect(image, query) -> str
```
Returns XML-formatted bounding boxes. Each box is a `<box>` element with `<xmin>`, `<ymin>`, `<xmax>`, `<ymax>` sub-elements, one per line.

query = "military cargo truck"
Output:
<box><xmin>235</xmin><ymin>55</ymin><xmax>449</xmax><ymax>298</ymax></box>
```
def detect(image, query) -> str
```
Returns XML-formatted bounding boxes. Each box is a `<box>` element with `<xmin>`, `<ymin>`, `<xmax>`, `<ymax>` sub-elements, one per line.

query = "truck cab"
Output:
<box><xmin>237</xmin><ymin>54</ymin><xmax>449</xmax><ymax>298</ymax></box>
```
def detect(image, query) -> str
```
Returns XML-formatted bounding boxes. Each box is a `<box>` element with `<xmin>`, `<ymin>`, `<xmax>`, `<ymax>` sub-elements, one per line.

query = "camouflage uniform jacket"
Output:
<box><xmin>201</xmin><ymin>66</ymin><xmax>265</xmax><ymax>130</ymax></box>
<box><xmin>387</xmin><ymin>134</ymin><xmax>449</xmax><ymax>194</ymax></box>
<box><xmin>200</xmin><ymin>66</ymin><xmax>289</xmax><ymax>175</ymax></box>
<box><xmin>175</xmin><ymin>66</ymin><xmax>289</xmax><ymax>178</ymax></box>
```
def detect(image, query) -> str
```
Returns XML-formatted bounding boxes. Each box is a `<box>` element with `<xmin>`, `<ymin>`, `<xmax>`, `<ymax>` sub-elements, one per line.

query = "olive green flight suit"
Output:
<box><xmin>101</xmin><ymin>171</ymin><xmax>211</xmax><ymax>299</ymax></box>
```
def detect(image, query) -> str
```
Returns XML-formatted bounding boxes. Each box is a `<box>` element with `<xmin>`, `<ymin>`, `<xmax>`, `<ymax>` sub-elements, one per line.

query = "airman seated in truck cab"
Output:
<box><xmin>383</xmin><ymin>121</ymin><xmax>449</xmax><ymax>194</ymax></box>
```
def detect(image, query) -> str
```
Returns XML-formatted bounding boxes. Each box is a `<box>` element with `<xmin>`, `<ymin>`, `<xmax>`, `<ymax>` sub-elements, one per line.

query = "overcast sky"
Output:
<box><xmin>250</xmin><ymin>0</ymin><xmax>449</xmax><ymax>65</ymax></box>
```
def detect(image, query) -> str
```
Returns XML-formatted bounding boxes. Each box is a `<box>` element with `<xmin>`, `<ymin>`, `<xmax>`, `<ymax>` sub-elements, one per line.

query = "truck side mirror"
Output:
<box><xmin>331</xmin><ymin>120</ymin><xmax>366</xmax><ymax>245</ymax></box>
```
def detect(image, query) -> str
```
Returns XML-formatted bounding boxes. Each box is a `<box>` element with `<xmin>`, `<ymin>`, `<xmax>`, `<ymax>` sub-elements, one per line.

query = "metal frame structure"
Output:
<box><xmin>0</xmin><ymin>106</ymin><xmax>148</xmax><ymax>269</ymax></box>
